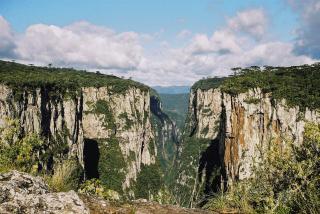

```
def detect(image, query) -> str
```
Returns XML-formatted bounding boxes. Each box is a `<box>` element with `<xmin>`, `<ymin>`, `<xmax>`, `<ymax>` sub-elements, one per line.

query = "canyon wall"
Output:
<box><xmin>176</xmin><ymin>87</ymin><xmax>320</xmax><ymax>207</ymax></box>
<box><xmin>0</xmin><ymin>84</ymin><xmax>163</xmax><ymax>196</ymax></box>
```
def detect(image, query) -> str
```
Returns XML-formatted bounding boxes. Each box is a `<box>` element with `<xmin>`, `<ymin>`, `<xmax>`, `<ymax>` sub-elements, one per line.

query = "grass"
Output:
<box><xmin>45</xmin><ymin>159</ymin><xmax>83</xmax><ymax>192</ymax></box>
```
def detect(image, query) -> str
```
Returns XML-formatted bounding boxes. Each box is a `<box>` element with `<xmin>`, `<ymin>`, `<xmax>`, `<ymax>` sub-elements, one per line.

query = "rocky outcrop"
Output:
<box><xmin>0</xmin><ymin>84</ymin><xmax>157</xmax><ymax>194</ymax></box>
<box><xmin>0</xmin><ymin>171</ymin><xmax>212</xmax><ymax>214</ymax></box>
<box><xmin>176</xmin><ymin>87</ymin><xmax>320</xmax><ymax>206</ymax></box>
<box><xmin>0</xmin><ymin>170</ymin><xmax>89</xmax><ymax>214</ymax></box>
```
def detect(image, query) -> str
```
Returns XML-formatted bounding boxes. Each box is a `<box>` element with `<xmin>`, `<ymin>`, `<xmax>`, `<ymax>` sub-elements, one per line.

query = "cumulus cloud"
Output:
<box><xmin>289</xmin><ymin>0</ymin><xmax>320</xmax><ymax>58</ymax></box>
<box><xmin>227</xmin><ymin>9</ymin><xmax>267</xmax><ymax>40</ymax></box>
<box><xmin>177</xmin><ymin>30</ymin><xmax>192</xmax><ymax>39</ymax></box>
<box><xmin>0</xmin><ymin>10</ymin><xmax>316</xmax><ymax>86</ymax></box>
<box><xmin>10</xmin><ymin>20</ymin><xmax>145</xmax><ymax>70</ymax></box>
<box><xmin>187</xmin><ymin>30</ymin><xmax>243</xmax><ymax>55</ymax></box>
<box><xmin>0</xmin><ymin>16</ymin><xmax>15</xmax><ymax>57</ymax></box>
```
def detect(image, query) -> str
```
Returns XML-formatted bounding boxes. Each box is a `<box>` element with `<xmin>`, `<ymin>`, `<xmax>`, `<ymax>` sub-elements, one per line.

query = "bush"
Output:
<box><xmin>0</xmin><ymin>118</ymin><xmax>45</xmax><ymax>173</ymax></box>
<box><xmin>46</xmin><ymin>158</ymin><xmax>83</xmax><ymax>192</ymax></box>
<box><xmin>79</xmin><ymin>179</ymin><xmax>120</xmax><ymax>200</ymax></box>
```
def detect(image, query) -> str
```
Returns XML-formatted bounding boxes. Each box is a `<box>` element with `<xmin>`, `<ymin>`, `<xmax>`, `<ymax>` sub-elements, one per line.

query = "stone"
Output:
<box><xmin>0</xmin><ymin>171</ymin><xmax>89</xmax><ymax>214</ymax></box>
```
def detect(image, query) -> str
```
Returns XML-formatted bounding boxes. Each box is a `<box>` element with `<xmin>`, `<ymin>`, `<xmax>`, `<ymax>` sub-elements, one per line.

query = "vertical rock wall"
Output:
<box><xmin>176</xmin><ymin>87</ymin><xmax>320</xmax><ymax>206</ymax></box>
<box><xmin>0</xmin><ymin>84</ymin><xmax>158</xmax><ymax>194</ymax></box>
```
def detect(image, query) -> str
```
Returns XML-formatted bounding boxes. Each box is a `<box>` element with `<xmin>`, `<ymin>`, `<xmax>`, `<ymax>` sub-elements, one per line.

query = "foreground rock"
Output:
<box><xmin>0</xmin><ymin>171</ymin><xmax>89</xmax><ymax>214</ymax></box>
<box><xmin>0</xmin><ymin>171</ymin><xmax>213</xmax><ymax>214</ymax></box>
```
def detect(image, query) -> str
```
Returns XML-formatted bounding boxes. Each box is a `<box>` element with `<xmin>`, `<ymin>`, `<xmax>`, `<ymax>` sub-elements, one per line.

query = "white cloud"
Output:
<box><xmin>227</xmin><ymin>9</ymin><xmax>267</xmax><ymax>40</ymax></box>
<box><xmin>187</xmin><ymin>30</ymin><xmax>243</xmax><ymax>55</ymax></box>
<box><xmin>0</xmin><ymin>9</ymin><xmax>316</xmax><ymax>86</ymax></box>
<box><xmin>13</xmin><ymin>21</ymin><xmax>145</xmax><ymax>71</ymax></box>
<box><xmin>177</xmin><ymin>30</ymin><xmax>192</xmax><ymax>39</ymax></box>
<box><xmin>288</xmin><ymin>0</ymin><xmax>320</xmax><ymax>58</ymax></box>
<box><xmin>0</xmin><ymin>16</ymin><xmax>15</xmax><ymax>57</ymax></box>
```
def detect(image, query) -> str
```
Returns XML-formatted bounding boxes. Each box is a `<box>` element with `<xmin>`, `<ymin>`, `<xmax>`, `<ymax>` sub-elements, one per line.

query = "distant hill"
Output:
<box><xmin>152</xmin><ymin>86</ymin><xmax>190</xmax><ymax>94</ymax></box>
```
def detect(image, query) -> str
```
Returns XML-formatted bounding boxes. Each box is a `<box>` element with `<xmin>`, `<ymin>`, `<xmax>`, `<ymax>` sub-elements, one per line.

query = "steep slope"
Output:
<box><xmin>159</xmin><ymin>93</ymin><xmax>189</xmax><ymax>132</ymax></box>
<box><xmin>149</xmin><ymin>92</ymin><xmax>180</xmax><ymax>198</ymax></box>
<box><xmin>0</xmin><ymin>60</ymin><xmax>176</xmax><ymax>199</ymax></box>
<box><xmin>175</xmin><ymin>64</ymin><xmax>320</xmax><ymax>207</ymax></box>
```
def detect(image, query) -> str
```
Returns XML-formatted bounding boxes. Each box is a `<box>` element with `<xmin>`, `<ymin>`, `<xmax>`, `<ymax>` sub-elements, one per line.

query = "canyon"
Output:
<box><xmin>0</xmin><ymin>60</ymin><xmax>319</xmax><ymax>213</ymax></box>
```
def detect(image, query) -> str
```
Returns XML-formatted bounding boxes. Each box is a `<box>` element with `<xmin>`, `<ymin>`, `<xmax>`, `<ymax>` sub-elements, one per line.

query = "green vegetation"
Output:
<box><xmin>201</xmin><ymin>126</ymin><xmax>209</xmax><ymax>135</ymax></box>
<box><xmin>244</xmin><ymin>97</ymin><xmax>261</xmax><ymax>104</ymax></box>
<box><xmin>202</xmin><ymin>108</ymin><xmax>211</xmax><ymax>114</ymax></box>
<box><xmin>119</xmin><ymin>112</ymin><xmax>134</xmax><ymax>130</ymax></box>
<box><xmin>79</xmin><ymin>178</ymin><xmax>120</xmax><ymax>200</ymax></box>
<box><xmin>0</xmin><ymin>60</ymin><xmax>149</xmax><ymax>95</ymax></box>
<box><xmin>0</xmin><ymin>118</ymin><xmax>45</xmax><ymax>173</ymax></box>
<box><xmin>191</xmin><ymin>77</ymin><xmax>227</xmax><ymax>91</ymax></box>
<box><xmin>98</xmin><ymin>137</ymin><xmax>126</xmax><ymax>193</ymax></box>
<box><xmin>46</xmin><ymin>158</ymin><xmax>83</xmax><ymax>192</ymax></box>
<box><xmin>134</xmin><ymin>163</ymin><xmax>163</xmax><ymax>200</ymax></box>
<box><xmin>0</xmin><ymin>117</ymin><xmax>83</xmax><ymax>192</ymax></box>
<box><xmin>204</xmin><ymin>123</ymin><xmax>320</xmax><ymax>213</ymax></box>
<box><xmin>192</xmin><ymin>64</ymin><xmax>320</xmax><ymax>110</ymax></box>
<box><xmin>174</xmin><ymin>136</ymin><xmax>212</xmax><ymax>206</ymax></box>
<box><xmin>158</xmin><ymin>93</ymin><xmax>189</xmax><ymax>130</ymax></box>
<box><xmin>90</xmin><ymin>99</ymin><xmax>116</xmax><ymax>130</ymax></box>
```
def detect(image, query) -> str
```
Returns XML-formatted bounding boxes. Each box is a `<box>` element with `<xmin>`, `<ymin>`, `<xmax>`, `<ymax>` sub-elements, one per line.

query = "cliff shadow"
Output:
<box><xmin>198</xmin><ymin>138</ymin><xmax>221</xmax><ymax>195</ymax></box>
<box><xmin>84</xmin><ymin>138</ymin><xmax>100</xmax><ymax>179</ymax></box>
<box><xmin>198</xmin><ymin>104</ymin><xmax>227</xmax><ymax>197</ymax></box>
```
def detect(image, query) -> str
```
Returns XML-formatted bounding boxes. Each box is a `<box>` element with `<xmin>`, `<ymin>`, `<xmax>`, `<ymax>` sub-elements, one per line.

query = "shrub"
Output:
<box><xmin>79</xmin><ymin>179</ymin><xmax>120</xmax><ymax>200</ymax></box>
<box><xmin>0</xmin><ymin>118</ymin><xmax>45</xmax><ymax>173</ymax></box>
<box><xmin>46</xmin><ymin>158</ymin><xmax>83</xmax><ymax>192</ymax></box>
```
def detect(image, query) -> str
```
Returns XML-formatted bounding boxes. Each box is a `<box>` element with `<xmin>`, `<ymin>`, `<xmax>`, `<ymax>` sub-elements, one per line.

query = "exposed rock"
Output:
<box><xmin>0</xmin><ymin>171</ymin><xmax>89</xmax><ymax>214</ymax></box>
<box><xmin>177</xmin><ymin>87</ymin><xmax>320</xmax><ymax>206</ymax></box>
<box><xmin>0</xmin><ymin>84</ymin><xmax>159</xmax><ymax>194</ymax></box>
<box><xmin>0</xmin><ymin>171</ymin><xmax>214</xmax><ymax>214</ymax></box>
<box><xmin>150</xmin><ymin>95</ymin><xmax>179</xmax><ymax>169</ymax></box>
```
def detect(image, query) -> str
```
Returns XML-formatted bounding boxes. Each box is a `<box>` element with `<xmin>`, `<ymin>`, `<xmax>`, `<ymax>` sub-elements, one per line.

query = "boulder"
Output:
<box><xmin>0</xmin><ymin>171</ymin><xmax>89</xmax><ymax>214</ymax></box>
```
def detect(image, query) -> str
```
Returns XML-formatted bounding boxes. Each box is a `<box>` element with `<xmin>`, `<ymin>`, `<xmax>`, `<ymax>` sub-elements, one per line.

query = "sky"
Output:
<box><xmin>0</xmin><ymin>0</ymin><xmax>319</xmax><ymax>86</ymax></box>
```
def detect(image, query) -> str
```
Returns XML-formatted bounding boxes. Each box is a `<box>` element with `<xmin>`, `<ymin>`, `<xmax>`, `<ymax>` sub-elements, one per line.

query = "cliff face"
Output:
<box><xmin>150</xmin><ymin>95</ymin><xmax>178</xmax><ymax>169</ymax></box>
<box><xmin>176</xmin><ymin>87</ymin><xmax>320</xmax><ymax>206</ymax></box>
<box><xmin>0</xmin><ymin>84</ymin><xmax>157</xmax><ymax>194</ymax></box>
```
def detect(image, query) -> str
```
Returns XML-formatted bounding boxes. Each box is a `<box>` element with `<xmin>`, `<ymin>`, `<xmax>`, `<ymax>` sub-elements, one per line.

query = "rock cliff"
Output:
<box><xmin>150</xmin><ymin>95</ymin><xmax>178</xmax><ymax>170</ymax></box>
<box><xmin>175</xmin><ymin>65</ymin><xmax>320</xmax><ymax>207</ymax></box>
<box><xmin>0</xmin><ymin>60</ymin><xmax>177</xmax><ymax>197</ymax></box>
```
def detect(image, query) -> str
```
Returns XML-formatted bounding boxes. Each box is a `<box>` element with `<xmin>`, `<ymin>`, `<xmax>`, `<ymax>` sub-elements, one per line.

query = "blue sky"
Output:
<box><xmin>0</xmin><ymin>0</ymin><xmax>318</xmax><ymax>86</ymax></box>
<box><xmin>0</xmin><ymin>0</ymin><xmax>297</xmax><ymax>41</ymax></box>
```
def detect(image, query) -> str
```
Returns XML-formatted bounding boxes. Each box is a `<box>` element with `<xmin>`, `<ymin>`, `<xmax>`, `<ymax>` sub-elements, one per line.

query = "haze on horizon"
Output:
<box><xmin>0</xmin><ymin>0</ymin><xmax>319</xmax><ymax>86</ymax></box>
